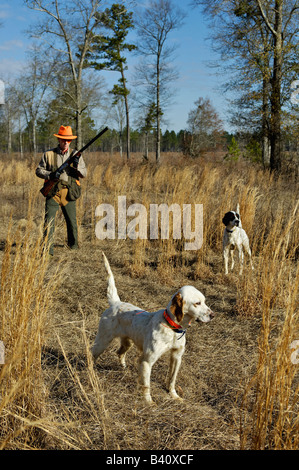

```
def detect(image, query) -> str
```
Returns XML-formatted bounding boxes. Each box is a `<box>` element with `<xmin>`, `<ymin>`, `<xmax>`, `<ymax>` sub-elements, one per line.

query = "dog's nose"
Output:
<box><xmin>209</xmin><ymin>310</ymin><xmax>215</xmax><ymax>319</ymax></box>
<box><xmin>235</xmin><ymin>220</ymin><xmax>239</xmax><ymax>225</ymax></box>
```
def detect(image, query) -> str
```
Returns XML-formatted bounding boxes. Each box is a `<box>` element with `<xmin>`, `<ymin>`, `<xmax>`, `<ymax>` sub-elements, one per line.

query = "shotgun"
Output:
<box><xmin>40</xmin><ymin>126</ymin><xmax>109</xmax><ymax>197</ymax></box>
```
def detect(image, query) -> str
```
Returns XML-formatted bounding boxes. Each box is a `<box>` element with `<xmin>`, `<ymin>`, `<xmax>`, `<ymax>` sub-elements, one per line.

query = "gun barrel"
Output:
<box><xmin>77</xmin><ymin>126</ymin><xmax>108</xmax><ymax>154</ymax></box>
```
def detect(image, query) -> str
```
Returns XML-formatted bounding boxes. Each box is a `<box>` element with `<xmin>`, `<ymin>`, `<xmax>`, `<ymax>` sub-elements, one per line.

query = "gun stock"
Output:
<box><xmin>39</xmin><ymin>126</ymin><xmax>108</xmax><ymax>197</ymax></box>
<box><xmin>40</xmin><ymin>178</ymin><xmax>58</xmax><ymax>197</ymax></box>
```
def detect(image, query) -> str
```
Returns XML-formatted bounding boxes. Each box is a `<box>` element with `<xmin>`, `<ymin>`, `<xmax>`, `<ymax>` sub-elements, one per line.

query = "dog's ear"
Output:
<box><xmin>222</xmin><ymin>212</ymin><xmax>229</xmax><ymax>226</ymax></box>
<box><xmin>170</xmin><ymin>292</ymin><xmax>184</xmax><ymax>323</ymax></box>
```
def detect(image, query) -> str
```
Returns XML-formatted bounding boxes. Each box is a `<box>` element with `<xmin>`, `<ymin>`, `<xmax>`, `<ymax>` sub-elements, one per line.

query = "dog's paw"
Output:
<box><xmin>144</xmin><ymin>395</ymin><xmax>154</xmax><ymax>405</ymax></box>
<box><xmin>169</xmin><ymin>390</ymin><xmax>183</xmax><ymax>401</ymax></box>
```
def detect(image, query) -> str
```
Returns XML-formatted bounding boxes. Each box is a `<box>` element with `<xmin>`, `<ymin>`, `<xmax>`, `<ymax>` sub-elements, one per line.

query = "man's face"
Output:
<box><xmin>58</xmin><ymin>138</ymin><xmax>71</xmax><ymax>153</ymax></box>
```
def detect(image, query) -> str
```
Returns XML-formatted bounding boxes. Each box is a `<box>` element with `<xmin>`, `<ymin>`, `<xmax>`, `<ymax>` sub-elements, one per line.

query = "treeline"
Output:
<box><xmin>0</xmin><ymin>120</ymin><xmax>227</xmax><ymax>157</ymax></box>
<box><xmin>0</xmin><ymin>123</ymin><xmax>188</xmax><ymax>155</ymax></box>
<box><xmin>0</xmin><ymin>0</ymin><xmax>298</xmax><ymax>171</ymax></box>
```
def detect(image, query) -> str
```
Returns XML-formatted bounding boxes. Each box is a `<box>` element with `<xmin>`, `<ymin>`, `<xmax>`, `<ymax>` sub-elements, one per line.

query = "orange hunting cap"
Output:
<box><xmin>54</xmin><ymin>125</ymin><xmax>77</xmax><ymax>140</ymax></box>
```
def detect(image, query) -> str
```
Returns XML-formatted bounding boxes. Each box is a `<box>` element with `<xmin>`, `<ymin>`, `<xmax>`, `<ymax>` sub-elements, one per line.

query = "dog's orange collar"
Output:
<box><xmin>163</xmin><ymin>310</ymin><xmax>186</xmax><ymax>339</ymax></box>
<box><xmin>136</xmin><ymin>309</ymin><xmax>186</xmax><ymax>339</ymax></box>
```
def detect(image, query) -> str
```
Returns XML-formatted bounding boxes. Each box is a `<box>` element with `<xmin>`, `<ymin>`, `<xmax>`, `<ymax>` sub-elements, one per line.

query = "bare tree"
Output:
<box><xmin>193</xmin><ymin>0</ymin><xmax>299</xmax><ymax>171</ymax></box>
<box><xmin>0</xmin><ymin>49</ymin><xmax>51</xmax><ymax>158</ymax></box>
<box><xmin>254</xmin><ymin>0</ymin><xmax>298</xmax><ymax>171</ymax></box>
<box><xmin>213</xmin><ymin>1</ymin><xmax>273</xmax><ymax>167</ymax></box>
<box><xmin>187</xmin><ymin>97</ymin><xmax>224</xmax><ymax>158</ymax></box>
<box><xmin>135</xmin><ymin>0</ymin><xmax>185</xmax><ymax>162</ymax></box>
<box><xmin>25</xmin><ymin>0</ymin><xmax>104</xmax><ymax>148</ymax></box>
<box><xmin>12</xmin><ymin>47</ymin><xmax>57</xmax><ymax>159</ymax></box>
<box><xmin>44</xmin><ymin>67</ymin><xmax>107</xmax><ymax>142</ymax></box>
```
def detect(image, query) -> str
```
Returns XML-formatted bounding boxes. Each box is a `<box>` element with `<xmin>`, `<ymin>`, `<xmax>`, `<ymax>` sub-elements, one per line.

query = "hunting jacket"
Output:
<box><xmin>35</xmin><ymin>146</ymin><xmax>87</xmax><ymax>183</ymax></box>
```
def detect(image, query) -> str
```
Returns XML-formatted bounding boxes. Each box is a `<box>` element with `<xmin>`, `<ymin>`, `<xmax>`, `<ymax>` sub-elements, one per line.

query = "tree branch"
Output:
<box><xmin>255</xmin><ymin>0</ymin><xmax>277</xmax><ymax>37</ymax></box>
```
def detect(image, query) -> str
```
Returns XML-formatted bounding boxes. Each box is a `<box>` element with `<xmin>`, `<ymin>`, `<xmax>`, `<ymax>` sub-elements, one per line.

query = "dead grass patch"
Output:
<box><xmin>0</xmin><ymin>153</ymin><xmax>298</xmax><ymax>450</ymax></box>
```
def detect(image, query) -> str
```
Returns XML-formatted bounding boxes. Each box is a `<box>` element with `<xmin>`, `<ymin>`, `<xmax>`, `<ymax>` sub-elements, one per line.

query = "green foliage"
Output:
<box><xmin>234</xmin><ymin>1</ymin><xmax>255</xmax><ymax>18</ymax></box>
<box><xmin>140</xmin><ymin>103</ymin><xmax>162</xmax><ymax>134</ymax></box>
<box><xmin>224</xmin><ymin>136</ymin><xmax>241</xmax><ymax>162</ymax></box>
<box><xmin>86</xmin><ymin>3</ymin><xmax>136</xmax><ymax>101</ymax></box>
<box><xmin>162</xmin><ymin>130</ymin><xmax>179</xmax><ymax>152</ymax></box>
<box><xmin>244</xmin><ymin>138</ymin><xmax>262</xmax><ymax>163</ymax></box>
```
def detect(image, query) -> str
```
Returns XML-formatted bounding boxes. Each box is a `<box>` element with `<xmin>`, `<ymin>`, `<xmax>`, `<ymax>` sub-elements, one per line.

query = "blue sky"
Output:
<box><xmin>0</xmin><ymin>0</ymin><xmax>232</xmax><ymax>132</ymax></box>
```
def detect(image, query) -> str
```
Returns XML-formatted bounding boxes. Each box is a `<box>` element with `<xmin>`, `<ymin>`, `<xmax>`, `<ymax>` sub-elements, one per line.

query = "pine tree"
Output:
<box><xmin>86</xmin><ymin>3</ymin><xmax>136</xmax><ymax>160</ymax></box>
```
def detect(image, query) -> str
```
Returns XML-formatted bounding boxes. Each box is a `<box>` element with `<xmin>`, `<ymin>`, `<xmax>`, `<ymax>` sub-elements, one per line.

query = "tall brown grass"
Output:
<box><xmin>0</xmin><ymin>210</ymin><xmax>57</xmax><ymax>448</ymax></box>
<box><xmin>239</xmin><ymin>202</ymin><xmax>299</xmax><ymax>449</ymax></box>
<box><xmin>0</xmin><ymin>154</ymin><xmax>298</xmax><ymax>449</ymax></box>
<box><xmin>0</xmin><ymin>196</ymin><xmax>114</xmax><ymax>449</ymax></box>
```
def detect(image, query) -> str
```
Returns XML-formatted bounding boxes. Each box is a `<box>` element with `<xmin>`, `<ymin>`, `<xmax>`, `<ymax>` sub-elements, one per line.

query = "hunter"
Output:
<box><xmin>36</xmin><ymin>125</ymin><xmax>87</xmax><ymax>256</ymax></box>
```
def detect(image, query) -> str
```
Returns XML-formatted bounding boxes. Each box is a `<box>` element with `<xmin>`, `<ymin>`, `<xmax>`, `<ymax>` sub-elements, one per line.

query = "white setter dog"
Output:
<box><xmin>92</xmin><ymin>252</ymin><xmax>214</xmax><ymax>404</ymax></box>
<box><xmin>222</xmin><ymin>204</ymin><xmax>254</xmax><ymax>275</ymax></box>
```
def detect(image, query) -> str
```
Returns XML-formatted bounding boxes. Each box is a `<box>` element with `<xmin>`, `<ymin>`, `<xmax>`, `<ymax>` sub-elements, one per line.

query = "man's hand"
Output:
<box><xmin>48</xmin><ymin>170</ymin><xmax>60</xmax><ymax>180</ymax></box>
<box><xmin>72</xmin><ymin>152</ymin><xmax>81</xmax><ymax>168</ymax></box>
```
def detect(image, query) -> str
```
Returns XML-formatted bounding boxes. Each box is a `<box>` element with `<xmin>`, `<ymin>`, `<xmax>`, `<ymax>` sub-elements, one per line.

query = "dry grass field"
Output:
<box><xmin>0</xmin><ymin>151</ymin><xmax>298</xmax><ymax>451</ymax></box>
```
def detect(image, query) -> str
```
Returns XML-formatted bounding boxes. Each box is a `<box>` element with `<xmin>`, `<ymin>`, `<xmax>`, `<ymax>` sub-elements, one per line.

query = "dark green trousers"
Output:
<box><xmin>44</xmin><ymin>197</ymin><xmax>78</xmax><ymax>255</ymax></box>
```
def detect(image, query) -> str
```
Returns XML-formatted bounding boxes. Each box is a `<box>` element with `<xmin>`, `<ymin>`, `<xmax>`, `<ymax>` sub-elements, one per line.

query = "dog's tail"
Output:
<box><xmin>236</xmin><ymin>203</ymin><xmax>242</xmax><ymax>227</ymax></box>
<box><xmin>102</xmin><ymin>251</ymin><xmax>121</xmax><ymax>305</ymax></box>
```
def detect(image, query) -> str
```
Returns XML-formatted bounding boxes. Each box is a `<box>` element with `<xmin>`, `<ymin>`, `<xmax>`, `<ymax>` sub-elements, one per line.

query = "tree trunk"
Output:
<box><xmin>262</xmin><ymin>134</ymin><xmax>271</xmax><ymax>168</ymax></box>
<box><xmin>75</xmin><ymin>82</ymin><xmax>82</xmax><ymax>150</ymax></box>
<box><xmin>120</xmin><ymin>62</ymin><xmax>130</xmax><ymax>160</ymax></box>
<box><xmin>262</xmin><ymin>78</ymin><xmax>271</xmax><ymax>168</ymax></box>
<box><xmin>7</xmin><ymin>102</ymin><xmax>12</xmax><ymax>154</ymax></box>
<box><xmin>32</xmin><ymin>119</ymin><xmax>37</xmax><ymax>159</ymax></box>
<box><xmin>124</xmin><ymin>93</ymin><xmax>130</xmax><ymax>160</ymax></box>
<box><xmin>256</xmin><ymin>0</ymin><xmax>284</xmax><ymax>171</ymax></box>
<box><xmin>19</xmin><ymin>117</ymin><xmax>23</xmax><ymax>158</ymax></box>
<box><xmin>119</xmin><ymin>131</ymin><xmax>123</xmax><ymax>158</ymax></box>
<box><xmin>269</xmin><ymin>0</ymin><xmax>283</xmax><ymax>171</ymax></box>
<box><xmin>144</xmin><ymin>131</ymin><xmax>149</xmax><ymax>160</ymax></box>
<box><xmin>76</xmin><ymin>110</ymin><xmax>82</xmax><ymax>150</ymax></box>
<box><xmin>156</xmin><ymin>56</ymin><xmax>161</xmax><ymax>163</ymax></box>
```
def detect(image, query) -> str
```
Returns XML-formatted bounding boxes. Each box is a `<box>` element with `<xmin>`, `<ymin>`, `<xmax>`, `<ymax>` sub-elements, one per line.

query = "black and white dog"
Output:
<box><xmin>222</xmin><ymin>204</ymin><xmax>254</xmax><ymax>275</ymax></box>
